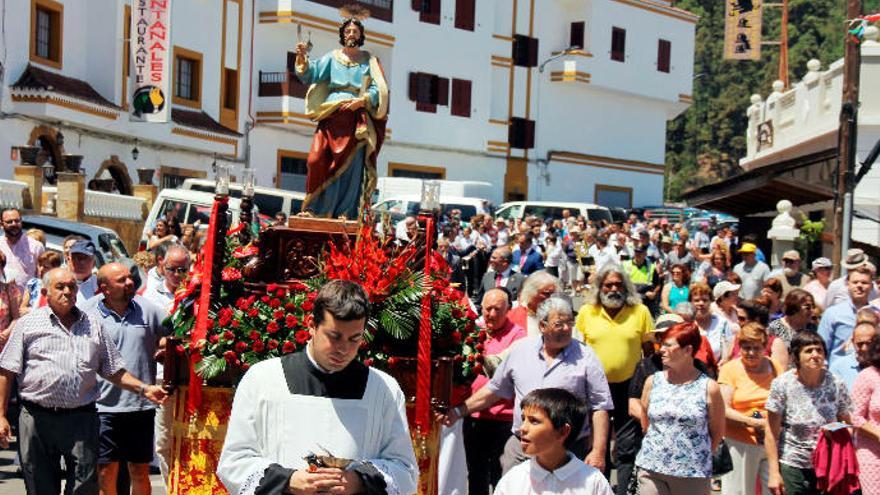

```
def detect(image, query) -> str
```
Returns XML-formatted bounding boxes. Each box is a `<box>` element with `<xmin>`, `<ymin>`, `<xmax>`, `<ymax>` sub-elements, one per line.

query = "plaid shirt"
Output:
<box><xmin>0</xmin><ymin>306</ymin><xmax>124</xmax><ymax>408</ymax></box>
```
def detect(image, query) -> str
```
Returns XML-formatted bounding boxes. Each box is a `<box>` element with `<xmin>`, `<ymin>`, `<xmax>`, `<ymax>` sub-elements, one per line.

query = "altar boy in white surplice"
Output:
<box><xmin>217</xmin><ymin>280</ymin><xmax>419</xmax><ymax>495</ymax></box>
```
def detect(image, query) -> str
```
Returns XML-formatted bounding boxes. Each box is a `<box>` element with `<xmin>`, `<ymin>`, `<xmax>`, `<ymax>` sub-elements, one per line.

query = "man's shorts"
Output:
<box><xmin>98</xmin><ymin>410</ymin><xmax>156</xmax><ymax>464</ymax></box>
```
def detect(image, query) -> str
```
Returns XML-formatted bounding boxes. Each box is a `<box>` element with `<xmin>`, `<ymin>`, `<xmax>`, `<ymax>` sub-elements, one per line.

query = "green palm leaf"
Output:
<box><xmin>195</xmin><ymin>354</ymin><xmax>227</xmax><ymax>380</ymax></box>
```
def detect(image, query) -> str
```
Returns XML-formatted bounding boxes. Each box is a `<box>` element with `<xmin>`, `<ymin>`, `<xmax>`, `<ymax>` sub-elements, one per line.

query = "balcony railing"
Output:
<box><xmin>258</xmin><ymin>71</ymin><xmax>307</xmax><ymax>98</ymax></box>
<box><xmin>0</xmin><ymin>180</ymin><xmax>27</xmax><ymax>209</ymax></box>
<box><xmin>84</xmin><ymin>190</ymin><xmax>146</xmax><ymax>220</ymax></box>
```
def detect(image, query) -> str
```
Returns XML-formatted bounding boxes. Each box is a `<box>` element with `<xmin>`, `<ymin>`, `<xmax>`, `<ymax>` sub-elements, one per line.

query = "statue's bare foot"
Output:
<box><xmin>296</xmin><ymin>211</ymin><xmax>314</xmax><ymax>218</ymax></box>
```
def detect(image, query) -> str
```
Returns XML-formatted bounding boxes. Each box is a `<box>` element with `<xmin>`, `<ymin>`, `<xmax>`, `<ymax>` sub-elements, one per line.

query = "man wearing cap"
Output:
<box><xmin>804</xmin><ymin>257</ymin><xmax>833</xmax><ymax>309</ymax></box>
<box><xmin>824</xmin><ymin>249</ymin><xmax>879</xmax><ymax>309</ymax></box>
<box><xmin>771</xmin><ymin>250</ymin><xmax>812</xmax><ymax>298</ymax></box>
<box><xmin>68</xmin><ymin>239</ymin><xmax>98</xmax><ymax>305</ymax></box>
<box><xmin>819</xmin><ymin>264</ymin><xmax>876</xmax><ymax>366</ymax></box>
<box><xmin>665</xmin><ymin>238</ymin><xmax>696</xmax><ymax>278</ymax></box>
<box><xmin>733</xmin><ymin>243</ymin><xmax>770</xmax><ymax>300</ymax></box>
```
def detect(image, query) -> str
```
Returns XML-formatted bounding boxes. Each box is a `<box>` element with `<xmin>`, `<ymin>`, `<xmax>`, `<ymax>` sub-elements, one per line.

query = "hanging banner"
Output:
<box><xmin>724</xmin><ymin>0</ymin><xmax>762</xmax><ymax>60</ymax></box>
<box><xmin>130</xmin><ymin>0</ymin><xmax>172</xmax><ymax>122</ymax></box>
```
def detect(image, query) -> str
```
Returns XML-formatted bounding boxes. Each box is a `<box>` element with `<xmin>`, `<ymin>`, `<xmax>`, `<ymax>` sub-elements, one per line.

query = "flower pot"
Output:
<box><xmin>136</xmin><ymin>167</ymin><xmax>155</xmax><ymax>185</ymax></box>
<box><xmin>18</xmin><ymin>146</ymin><xmax>41</xmax><ymax>165</ymax></box>
<box><xmin>63</xmin><ymin>154</ymin><xmax>84</xmax><ymax>173</ymax></box>
<box><xmin>91</xmin><ymin>178</ymin><xmax>115</xmax><ymax>193</ymax></box>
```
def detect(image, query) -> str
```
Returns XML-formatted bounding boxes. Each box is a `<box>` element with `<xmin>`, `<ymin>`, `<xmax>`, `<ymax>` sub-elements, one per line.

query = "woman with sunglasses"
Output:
<box><xmin>660</xmin><ymin>264</ymin><xmax>690</xmax><ymax>315</ymax></box>
<box><xmin>718</xmin><ymin>323</ymin><xmax>783</xmax><ymax>495</ymax></box>
<box><xmin>767</xmin><ymin>289</ymin><xmax>816</xmax><ymax>351</ymax></box>
<box><xmin>635</xmin><ymin>322</ymin><xmax>725</xmax><ymax>494</ymax></box>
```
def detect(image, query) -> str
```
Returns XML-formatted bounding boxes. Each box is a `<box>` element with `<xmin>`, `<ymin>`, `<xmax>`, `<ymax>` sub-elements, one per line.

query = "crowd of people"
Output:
<box><xmin>5</xmin><ymin>201</ymin><xmax>880</xmax><ymax>495</ymax></box>
<box><xmin>414</xmin><ymin>209</ymin><xmax>880</xmax><ymax>495</ymax></box>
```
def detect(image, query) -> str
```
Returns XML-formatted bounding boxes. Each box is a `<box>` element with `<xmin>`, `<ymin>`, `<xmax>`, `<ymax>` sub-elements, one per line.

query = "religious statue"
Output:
<box><xmin>294</xmin><ymin>5</ymin><xmax>389</xmax><ymax>219</ymax></box>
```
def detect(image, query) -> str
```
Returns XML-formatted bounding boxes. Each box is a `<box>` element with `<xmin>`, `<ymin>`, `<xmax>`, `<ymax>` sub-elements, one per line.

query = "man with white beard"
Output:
<box><xmin>770</xmin><ymin>250</ymin><xmax>811</xmax><ymax>298</ymax></box>
<box><xmin>574</xmin><ymin>264</ymin><xmax>654</xmax><ymax>495</ymax></box>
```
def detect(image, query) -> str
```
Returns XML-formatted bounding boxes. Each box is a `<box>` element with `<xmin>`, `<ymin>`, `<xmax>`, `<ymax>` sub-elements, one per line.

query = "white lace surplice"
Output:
<box><xmin>217</xmin><ymin>358</ymin><xmax>419</xmax><ymax>495</ymax></box>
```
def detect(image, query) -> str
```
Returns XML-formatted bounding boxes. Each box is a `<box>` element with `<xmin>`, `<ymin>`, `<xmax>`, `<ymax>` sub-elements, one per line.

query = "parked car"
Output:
<box><xmin>141</xmin><ymin>188</ymin><xmax>250</xmax><ymax>250</ymax></box>
<box><xmin>371</xmin><ymin>194</ymin><xmax>492</xmax><ymax>224</ymax></box>
<box><xmin>494</xmin><ymin>201</ymin><xmax>613</xmax><ymax>224</ymax></box>
<box><xmin>180</xmin><ymin>178</ymin><xmax>304</xmax><ymax>218</ymax></box>
<box><xmin>21</xmin><ymin>215</ymin><xmax>145</xmax><ymax>289</ymax></box>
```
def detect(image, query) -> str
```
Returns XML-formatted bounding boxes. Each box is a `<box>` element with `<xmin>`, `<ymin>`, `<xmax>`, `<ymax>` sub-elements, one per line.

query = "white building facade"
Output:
<box><xmin>0</xmin><ymin>0</ymin><xmax>696</xmax><ymax>209</ymax></box>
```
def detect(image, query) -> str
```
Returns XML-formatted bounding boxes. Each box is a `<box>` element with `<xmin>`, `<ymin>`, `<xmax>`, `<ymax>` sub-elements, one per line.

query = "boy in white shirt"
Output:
<box><xmin>494</xmin><ymin>388</ymin><xmax>613</xmax><ymax>495</ymax></box>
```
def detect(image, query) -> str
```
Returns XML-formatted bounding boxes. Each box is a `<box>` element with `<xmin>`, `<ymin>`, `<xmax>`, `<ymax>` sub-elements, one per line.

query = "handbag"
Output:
<box><xmin>712</xmin><ymin>440</ymin><xmax>734</xmax><ymax>476</ymax></box>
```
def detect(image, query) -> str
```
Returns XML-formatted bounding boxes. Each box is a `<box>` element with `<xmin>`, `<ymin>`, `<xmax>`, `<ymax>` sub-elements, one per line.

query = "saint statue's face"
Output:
<box><xmin>309</xmin><ymin>311</ymin><xmax>366</xmax><ymax>372</ymax></box>
<box><xmin>343</xmin><ymin>24</ymin><xmax>362</xmax><ymax>48</ymax></box>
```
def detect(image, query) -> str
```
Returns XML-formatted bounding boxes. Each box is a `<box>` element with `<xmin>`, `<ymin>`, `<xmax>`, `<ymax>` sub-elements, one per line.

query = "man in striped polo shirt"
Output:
<box><xmin>0</xmin><ymin>268</ymin><xmax>167</xmax><ymax>494</ymax></box>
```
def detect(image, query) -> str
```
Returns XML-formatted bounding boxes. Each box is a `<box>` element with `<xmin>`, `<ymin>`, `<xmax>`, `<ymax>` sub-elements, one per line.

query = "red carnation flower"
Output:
<box><xmin>465</xmin><ymin>336</ymin><xmax>474</xmax><ymax>345</ymax></box>
<box><xmin>247</xmin><ymin>308</ymin><xmax>259</xmax><ymax>318</ymax></box>
<box><xmin>249</xmin><ymin>330</ymin><xmax>261</xmax><ymax>341</ymax></box>
<box><xmin>276</xmin><ymin>288</ymin><xmax>287</xmax><ymax>298</ymax></box>
<box><xmin>307</xmin><ymin>291</ymin><xmax>318</xmax><ymax>301</ymax></box>
<box><xmin>285</xmin><ymin>315</ymin><xmax>298</xmax><ymax>328</ymax></box>
<box><xmin>241</xmin><ymin>362</ymin><xmax>251</xmax><ymax>371</ymax></box>
<box><xmin>221</xmin><ymin>267</ymin><xmax>242</xmax><ymax>282</ymax></box>
<box><xmin>236</xmin><ymin>298</ymin><xmax>249</xmax><ymax>310</ymax></box>
<box><xmin>285</xmin><ymin>302</ymin><xmax>297</xmax><ymax>312</ymax></box>
<box><xmin>223</xmin><ymin>350</ymin><xmax>237</xmax><ymax>362</ymax></box>
<box><xmin>294</xmin><ymin>330</ymin><xmax>310</xmax><ymax>345</ymax></box>
<box><xmin>451</xmin><ymin>331</ymin><xmax>462</xmax><ymax>344</ymax></box>
<box><xmin>252</xmin><ymin>341</ymin><xmax>265</xmax><ymax>353</ymax></box>
<box><xmin>282</xmin><ymin>341</ymin><xmax>296</xmax><ymax>353</ymax></box>
<box><xmin>453</xmin><ymin>355</ymin><xmax>463</xmax><ymax>362</ymax></box>
<box><xmin>475</xmin><ymin>343</ymin><xmax>484</xmax><ymax>352</ymax></box>
<box><xmin>269</xmin><ymin>298</ymin><xmax>282</xmax><ymax>309</ymax></box>
<box><xmin>289</xmin><ymin>281</ymin><xmax>308</xmax><ymax>291</ymax></box>
<box><xmin>364</xmin><ymin>358</ymin><xmax>374</xmax><ymax>367</ymax></box>
<box><xmin>452</xmin><ymin>308</ymin><xmax>464</xmax><ymax>319</ymax></box>
<box><xmin>223</xmin><ymin>330</ymin><xmax>234</xmax><ymax>340</ymax></box>
<box><xmin>273</xmin><ymin>310</ymin><xmax>284</xmax><ymax>320</ymax></box>
<box><xmin>478</xmin><ymin>331</ymin><xmax>488</xmax><ymax>341</ymax></box>
<box><xmin>234</xmin><ymin>341</ymin><xmax>248</xmax><ymax>353</ymax></box>
<box><xmin>231</xmin><ymin>320</ymin><xmax>241</xmax><ymax>328</ymax></box>
<box><xmin>387</xmin><ymin>357</ymin><xmax>399</xmax><ymax>366</ymax></box>
<box><xmin>473</xmin><ymin>363</ymin><xmax>483</xmax><ymax>375</ymax></box>
<box><xmin>266</xmin><ymin>283</ymin><xmax>279</xmax><ymax>293</ymax></box>
<box><xmin>301</xmin><ymin>300</ymin><xmax>314</xmax><ymax>312</ymax></box>
<box><xmin>209</xmin><ymin>334</ymin><xmax>219</xmax><ymax>344</ymax></box>
<box><xmin>467</xmin><ymin>354</ymin><xmax>475</xmax><ymax>363</ymax></box>
<box><xmin>267</xmin><ymin>322</ymin><xmax>279</xmax><ymax>334</ymax></box>
<box><xmin>267</xmin><ymin>339</ymin><xmax>279</xmax><ymax>350</ymax></box>
<box><xmin>261</xmin><ymin>296</ymin><xmax>270</xmax><ymax>304</ymax></box>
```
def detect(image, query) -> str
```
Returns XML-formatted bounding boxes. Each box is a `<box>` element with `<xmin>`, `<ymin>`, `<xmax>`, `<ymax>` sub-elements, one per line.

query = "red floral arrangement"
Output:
<box><xmin>169</xmin><ymin>222</ymin><xmax>485</xmax><ymax>383</ymax></box>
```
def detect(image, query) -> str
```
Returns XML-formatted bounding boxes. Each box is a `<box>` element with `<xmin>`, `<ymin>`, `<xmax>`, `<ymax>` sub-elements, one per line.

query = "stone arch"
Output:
<box><xmin>27</xmin><ymin>124</ymin><xmax>65</xmax><ymax>184</ymax></box>
<box><xmin>93</xmin><ymin>156</ymin><xmax>134</xmax><ymax>196</ymax></box>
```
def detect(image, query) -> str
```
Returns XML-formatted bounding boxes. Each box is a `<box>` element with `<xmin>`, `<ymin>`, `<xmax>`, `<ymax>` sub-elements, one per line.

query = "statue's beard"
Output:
<box><xmin>345</xmin><ymin>38</ymin><xmax>359</xmax><ymax>48</ymax></box>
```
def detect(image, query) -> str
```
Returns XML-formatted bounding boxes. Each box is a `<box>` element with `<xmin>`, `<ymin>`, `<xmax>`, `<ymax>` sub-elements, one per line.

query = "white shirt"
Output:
<box><xmin>496</xmin><ymin>228</ymin><xmax>510</xmax><ymax>247</ymax></box>
<box><xmin>144</xmin><ymin>266</ymin><xmax>164</xmax><ymax>294</ymax></box>
<box><xmin>143</xmin><ymin>281</ymin><xmax>176</xmax><ymax>315</ymax></box>
<box><xmin>75</xmin><ymin>274</ymin><xmax>98</xmax><ymax>305</ymax></box>
<box><xmin>588</xmin><ymin>245</ymin><xmax>619</xmax><ymax>270</ymax></box>
<box><xmin>494</xmin><ymin>454</ymin><xmax>613</xmax><ymax>495</ymax></box>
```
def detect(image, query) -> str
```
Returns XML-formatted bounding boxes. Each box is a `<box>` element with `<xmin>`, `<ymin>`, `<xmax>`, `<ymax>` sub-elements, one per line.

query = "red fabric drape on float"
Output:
<box><xmin>188</xmin><ymin>196</ymin><xmax>228</xmax><ymax>414</ymax></box>
<box><xmin>416</xmin><ymin>215</ymin><xmax>435</xmax><ymax>430</ymax></box>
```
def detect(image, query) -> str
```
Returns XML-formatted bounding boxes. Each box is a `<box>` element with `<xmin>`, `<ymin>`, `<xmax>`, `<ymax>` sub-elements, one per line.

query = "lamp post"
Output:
<box><xmin>210</xmin><ymin>164</ymin><xmax>231</xmax><ymax>302</ymax></box>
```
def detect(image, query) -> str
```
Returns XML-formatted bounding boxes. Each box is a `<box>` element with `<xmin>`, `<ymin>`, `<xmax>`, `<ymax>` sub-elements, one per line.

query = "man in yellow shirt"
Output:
<box><xmin>575</xmin><ymin>263</ymin><xmax>653</xmax><ymax>495</ymax></box>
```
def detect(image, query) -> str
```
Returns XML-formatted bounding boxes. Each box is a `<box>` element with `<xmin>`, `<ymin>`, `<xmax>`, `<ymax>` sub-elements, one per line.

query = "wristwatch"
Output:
<box><xmin>139</xmin><ymin>383</ymin><xmax>147</xmax><ymax>396</ymax></box>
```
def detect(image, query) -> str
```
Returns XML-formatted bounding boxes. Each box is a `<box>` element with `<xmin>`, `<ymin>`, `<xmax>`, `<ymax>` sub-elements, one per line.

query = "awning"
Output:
<box><xmin>682</xmin><ymin>148</ymin><xmax>836</xmax><ymax>217</ymax></box>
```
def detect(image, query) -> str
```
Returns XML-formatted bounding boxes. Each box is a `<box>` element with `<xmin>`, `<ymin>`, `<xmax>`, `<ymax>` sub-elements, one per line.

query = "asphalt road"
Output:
<box><xmin>0</xmin><ymin>439</ymin><xmax>165</xmax><ymax>495</ymax></box>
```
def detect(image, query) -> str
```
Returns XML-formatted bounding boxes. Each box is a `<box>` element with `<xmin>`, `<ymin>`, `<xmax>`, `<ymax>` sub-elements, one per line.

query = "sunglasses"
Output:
<box><xmin>165</xmin><ymin>266</ymin><xmax>189</xmax><ymax>274</ymax></box>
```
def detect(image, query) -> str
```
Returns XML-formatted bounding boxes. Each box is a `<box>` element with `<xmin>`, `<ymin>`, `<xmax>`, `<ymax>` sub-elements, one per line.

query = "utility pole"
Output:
<box><xmin>832</xmin><ymin>0</ymin><xmax>863</xmax><ymax>277</ymax></box>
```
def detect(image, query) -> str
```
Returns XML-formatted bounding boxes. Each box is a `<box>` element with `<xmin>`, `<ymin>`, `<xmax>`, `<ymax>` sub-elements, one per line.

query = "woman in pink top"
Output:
<box><xmin>851</xmin><ymin>337</ymin><xmax>880</xmax><ymax>494</ymax></box>
<box><xmin>464</xmin><ymin>288</ymin><xmax>527</xmax><ymax>495</ymax></box>
<box><xmin>0</xmin><ymin>251</ymin><xmax>21</xmax><ymax>350</ymax></box>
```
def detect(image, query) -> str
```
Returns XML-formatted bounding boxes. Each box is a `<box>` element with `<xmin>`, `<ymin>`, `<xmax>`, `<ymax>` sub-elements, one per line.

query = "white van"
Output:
<box><xmin>140</xmin><ymin>189</ymin><xmax>249</xmax><ymax>249</ymax></box>
<box><xmin>180</xmin><ymin>178</ymin><xmax>305</xmax><ymax>217</ymax></box>
<box><xmin>373</xmin><ymin>178</ymin><xmax>495</xmax><ymax>205</ymax></box>
<box><xmin>494</xmin><ymin>201</ymin><xmax>613</xmax><ymax>224</ymax></box>
<box><xmin>372</xmin><ymin>194</ymin><xmax>491</xmax><ymax>223</ymax></box>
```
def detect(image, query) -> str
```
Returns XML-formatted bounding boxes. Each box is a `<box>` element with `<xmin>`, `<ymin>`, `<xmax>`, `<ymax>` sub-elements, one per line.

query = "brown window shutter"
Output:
<box><xmin>451</xmin><ymin>79</ymin><xmax>471</xmax><ymax>117</ymax></box>
<box><xmin>657</xmin><ymin>39</ymin><xmax>671</xmax><ymax>73</ymax></box>
<box><xmin>436</xmin><ymin>77</ymin><xmax>449</xmax><ymax>106</ymax></box>
<box><xmin>420</xmin><ymin>0</ymin><xmax>441</xmax><ymax>24</ymax></box>
<box><xmin>409</xmin><ymin>72</ymin><xmax>420</xmax><ymax>101</ymax></box>
<box><xmin>455</xmin><ymin>0</ymin><xmax>475</xmax><ymax>31</ymax></box>
<box><xmin>527</xmin><ymin>38</ymin><xmax>539</xmax><ymax>67</ymax></box>
<box><xmin>509</xmin><ymin>117</ymin><xmax>535</xmax><ymax>149</ymax></box>
<box><xmin>570</xmin><ymin>22</ymin><xmax>585</xmax><ymax>49</ymax></box>
<box><xmin>412</xmin><ymin>0</ymin><xmax>421</xmax><ymax>10</ymax></box>
<box><xmin>512</xmin><ymin>35</ymin><xmax>539</xmax><ymax>67</ymax></box>
<box><xmin>611</xmin><ymin>27</ymin><xmax>626</xmax><ymax>62</ymax></box>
